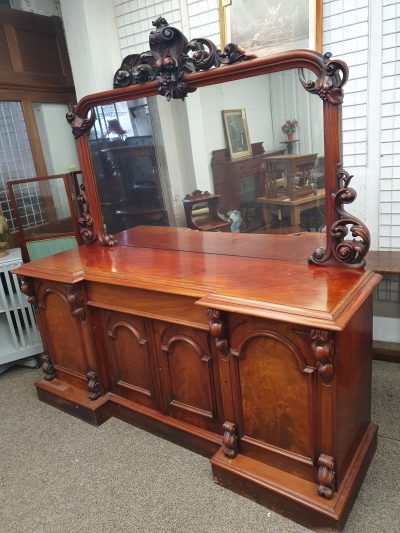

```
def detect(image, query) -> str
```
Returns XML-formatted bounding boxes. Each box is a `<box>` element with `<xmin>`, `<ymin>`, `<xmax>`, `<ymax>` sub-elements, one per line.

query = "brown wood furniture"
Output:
<box><xmin>183</xmin><ymin>190</ymin><xmax>230</xmax><ymax>232</ymax></box>
<box><xmin>14</xmin><ymin>18</ymin><xmax>378</xmax><ymax>531</ymax></box>
<box><xmin>263</xmin><ymin>153</ymin><xmax>319</xmax><ymax>200</ymax></box>
<box><xmin>257</xmin><ymin>188</ymin><xmax>325</xmax><ymax>228</ymax></box>
<box><xmin>211</xmin><ymin>143</ymin><xmax>285</xmax><ymax>231</ymax></box>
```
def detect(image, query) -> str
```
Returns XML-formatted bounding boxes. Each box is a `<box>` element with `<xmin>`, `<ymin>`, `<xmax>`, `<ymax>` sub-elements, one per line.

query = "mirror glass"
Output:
<box><xmin>88</xmin><ymin>68</ymin><xmax>325</xmax><ymax>245</ymax></box>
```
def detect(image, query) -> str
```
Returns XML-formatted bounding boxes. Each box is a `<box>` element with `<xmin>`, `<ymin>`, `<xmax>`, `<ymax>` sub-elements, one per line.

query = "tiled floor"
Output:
<box><xmin>0</xmin><ymin>361</ymin><xmax>399</xmax><ymax>533</ymax></box>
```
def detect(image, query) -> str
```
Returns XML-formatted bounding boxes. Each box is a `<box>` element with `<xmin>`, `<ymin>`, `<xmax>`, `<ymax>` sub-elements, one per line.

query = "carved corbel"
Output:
<box><xmin>222</xmin><ymin>421</ymin><xmax>239</xmax><ymax>458</ymax></box>
<box><xmin>207</xmin><ymin>309</ymin><xmax>229</xmax><ymax>357</ymax></box>
<box><xmin>310</xmin><ymin>329</ymin><xmax>335</xmax><ymax>383</ymax></box>
<box><xmin>20</xmin><ymin>277</ymin><xmax>37</xmax><ymax>308</ymax></box>
<box><xmin>86</xmin><ymin>370</ymin><xmax>101</xmax><ymax>400</ymax></box>
<box><xmin>299</xmin><ymin>52</ymin><xmax>349</xmax><ymax>105</ymax></box>
<box><xmin>310</xmin><ymin>163</ymin><xmax>370</xmax><ymax>268</ymax></box>
<box><xmin>66</xmin><ymin>106</ymin><xmax>96</xmax><ymax>139</ymax></box>
<box><xmin>64</xmin><ymin>284</ymin><xmax>86</xmax><ymax>321</ymax></box>
<box><xmin>41</xmin><ymin>354</ymin><xmax>56</xmax><ymax>381</ymax></box>
<box><xmin>113</xmin><ymin>17</ymin><xmax>250</xmax><ymax>100</ymax></box>
<box><xmin>317</xmin><ymin>454</ymin><xmax>335</xmax><ymax>499</ymax></box>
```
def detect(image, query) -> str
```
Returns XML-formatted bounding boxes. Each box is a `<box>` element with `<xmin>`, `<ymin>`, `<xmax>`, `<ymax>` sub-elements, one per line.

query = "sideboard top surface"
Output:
<box><xmin>14</xmin><ymin>227</ymin><xmax>381</xmax><ymax>330</ymax></box>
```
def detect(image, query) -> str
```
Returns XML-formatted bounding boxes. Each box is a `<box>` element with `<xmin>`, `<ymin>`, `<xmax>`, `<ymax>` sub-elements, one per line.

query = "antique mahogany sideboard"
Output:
<box><xmin>15</xmin><ymin>18</ymin><xmax>380</xmax><ymax>532</ymax></box>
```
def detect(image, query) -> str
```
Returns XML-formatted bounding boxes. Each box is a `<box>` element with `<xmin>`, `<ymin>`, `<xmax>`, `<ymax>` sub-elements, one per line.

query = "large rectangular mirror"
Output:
<box><xmin>87</xmin><ymin>68</ymin><xmax>324</xmax><ymax>243</ymax></box>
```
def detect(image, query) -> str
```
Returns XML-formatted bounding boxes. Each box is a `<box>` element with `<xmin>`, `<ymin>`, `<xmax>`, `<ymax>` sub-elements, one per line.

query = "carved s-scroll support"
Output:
<box><xmin>299</xmin><ymin>52</ymin><xmax>349</xmax><ymax>105</ymax></box>
<box><xmin>310</xmin><ymin>163</ymin><xmax>370</xmax><ymax>268</ymax></box>
<box><xmin>222</xmin><ymin>421</ymin><xmax>239</xmax><ymax>458</ymax></box>
<box><xmin>310</xmin><ymin>329</ymin><xmax>335</xmax><ymax>383</ymax></box>
<box><xmin>41</xmin><ymin>354</ymin><xmax>56</xmax><ymax>381</ymax></box>
<box><xmin>87</xmin><ymin>370</ymin><xmax>101</xmax><ymax>400</ymax></box>
<box><xmin>20</xmin><ymin>277</ymin><xmax>37</xmax><ymax>308</ymax></box>
<box><xmin>64</xmin><ymin>284</ymin><xmax>86</xmax><ymax>321</ymax></box>
<box><xmin>317</xmin><ymin>454</ymin><xmax>335</xmax><ymax>499</ymax></box>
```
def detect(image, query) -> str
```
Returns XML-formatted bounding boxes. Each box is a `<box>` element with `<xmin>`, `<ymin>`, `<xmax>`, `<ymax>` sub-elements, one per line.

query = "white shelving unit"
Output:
<box><xmin>0</xmin><ymin>248</ymin><xmax>43</xmax><ymax>371</ymax></box>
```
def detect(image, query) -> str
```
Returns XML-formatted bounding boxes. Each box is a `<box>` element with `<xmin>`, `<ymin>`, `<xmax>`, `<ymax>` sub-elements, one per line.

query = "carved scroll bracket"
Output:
<box><xmin>76</xmin><ymin>184</ymin><xmax>117</xmax><ymax>246</ymax></box>
<box><xmin>317</xmin><ymin>454</ymin><xmax>335</xmax><ymax>499</ymax></box>
<box><xmin>64</xmin><ymin>284</ymin><xmax>86</xmax><ymax>321</ymax></box>
<box><xmin>66</xmin><ymin>106</ymin><xmax>95</xmax><ymax>139</ymax></box>
<box><xmin>299</xmin><ymin>52</ymin><xmax>349</xmax><ymax>105</ymax></box>
<box><xmin>310</xmin><ymin>329</ymin><xmax>335</xmax><ymax>383</ymax></box>
<box><xmin>41</xmin><ymin>354</ymin><xmax>56</xmax><ymax>381</ymax></box>
<box><xmin>87</xmin><ymin>370</ymin><xmax>101</xmax><ymax>400</ymax></box>
<box><xmin>310</xmin><ymin>163</ymin><xmax>370</xmax><ymax>268</ymax></box>
<box><xmin>222</xmin><ymin>421</ymin><xmax>239</xmax><ymax>458</ymax></box>
<box><xmin>208</xmin><ymin>309</ymin><xmax>229</xmax><ymax>357</ymax></box>
<box><xmin>113</xmin><ymin>17</ymin><xmax>249</xmax><ymax>100</ymax></box>
<box><xmin>20</xmin><ymin>277</ymin><xmax>37</xmax><ymax>308</ymax></box>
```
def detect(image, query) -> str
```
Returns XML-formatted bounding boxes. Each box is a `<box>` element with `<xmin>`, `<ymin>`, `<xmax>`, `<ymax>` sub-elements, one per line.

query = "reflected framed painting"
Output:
<box><xmin>219</xmin><ymin>0</ymin><xmax>322</xmax><ymax>56</ymax></box>
<box><xmin>222</xmin><ymin>109</ymin><xmax>252</xmax><ymax>159</ymax></box>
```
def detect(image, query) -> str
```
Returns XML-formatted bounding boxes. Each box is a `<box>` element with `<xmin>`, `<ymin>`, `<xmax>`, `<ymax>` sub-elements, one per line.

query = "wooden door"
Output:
<box><xmin>96</xmin><ymin>310</ymin><xmax>159</xmax><ymax>409</ymax></box>
<box><xmin>228</xmin><ymin>315</ymin><xmax>318</xmax><ymax>481</ymax></box>
<box><xmin>153</xmin><ymin>322</ymin><xmax>223</xmax><ymax>432</ymax></box>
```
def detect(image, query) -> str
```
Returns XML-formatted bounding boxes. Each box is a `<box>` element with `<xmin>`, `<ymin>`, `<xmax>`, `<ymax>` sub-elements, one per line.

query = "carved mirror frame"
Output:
<box><xmin>66</xmin><ymin>16</ymin><xmax>370</xmax><ymax>268</ymax></box>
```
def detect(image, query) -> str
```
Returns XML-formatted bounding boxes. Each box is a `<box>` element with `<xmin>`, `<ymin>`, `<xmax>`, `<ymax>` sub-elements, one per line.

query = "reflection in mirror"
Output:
<box><xmin>88</xmin><ymin>68</ymin><xmax>324</xmax><ymax>240</ymax></box>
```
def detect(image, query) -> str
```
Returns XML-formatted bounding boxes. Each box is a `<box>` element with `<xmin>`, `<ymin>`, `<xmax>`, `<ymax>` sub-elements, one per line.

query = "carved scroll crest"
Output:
<box><xmin>317</xmin><ymin>454</ymin><xmax>335</xmax><ymax>499</ymax></box>
<box><xmin>64</xmin><ymin>284</ymin><xmax>86</xmax><ymax>321</ymax></box>
<box><xmin>87</xmin><ymin>370</ymin><xmax>101</xmax><ymax>400</ymax></box>
<box><xmin>208</xmin><ymin>309</ymin><xmax>228</xmax><ymax>357</ymax></box>
<box><xmin>310</xmin><ymin>163</ymin><xmax>370</xmax><ymax>268</ymax></box>
<box><xmin>20</xmin><ymin>277</ymin><xmax>37</xmax><ymax>308</ymax></box>
<box><xmin>113</xmin><ymin>17</ymin><xmax>249</xmax><ymax>100</ymax></box>
<box><xmin>299</xmin><ymin>52</ymin><xmax>349</xmax><ymax>105</ymax></box>
<box><xmin>41</xmin><ymin>354</ymin><xmax>56</xmax><ymax>381</ymax></box>
<box><xmin>222</xmin><ymin>421</ymin><xmax>239</xmax><ymax>458</ymax></box>
<box><xmin>310</xmin><ymin>329</ymin><xmax>334</xmax><ymax>383</ymax></box>
<box><xmin>66</xmin><ymin>106</ymin><xmax>96</xmax><ymax>139</ymax></box>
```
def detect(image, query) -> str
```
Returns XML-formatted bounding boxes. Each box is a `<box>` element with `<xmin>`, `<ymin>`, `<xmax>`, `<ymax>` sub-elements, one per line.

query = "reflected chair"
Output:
<box><xmin>183</xmin><ymin>190</ymin><xmax>231</xmax><ymax>232</ymax></box>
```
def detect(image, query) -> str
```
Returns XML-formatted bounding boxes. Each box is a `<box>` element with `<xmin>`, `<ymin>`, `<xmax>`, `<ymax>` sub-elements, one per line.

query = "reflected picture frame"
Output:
<box><xmin>219</xmin><ymin>0</ymin><xmax>322</xmax><ymax>55</ymax></box>
<box><xmin>222</xmin><ymin>109</ymin><xmax>252</xmax><ymax>159</ymax></box>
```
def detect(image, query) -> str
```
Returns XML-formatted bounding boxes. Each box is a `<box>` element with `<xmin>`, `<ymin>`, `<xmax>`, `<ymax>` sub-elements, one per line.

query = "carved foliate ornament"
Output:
<box><xmin>20</xmin><ymin>277</ymin><xmax>37</xmax><ymax>308</ymax></box>
<box><xmin>208</xmin><ymin>309</ymin><xmax>229</xmax><ymax>356</ymax></box>
<box><xmin>87</xmin><ymin>370</ymin><xmax>101</xmax><ymax>400</ymax></box>
<box><xmin>41</xmin><ymin>354</ymin><xmax>56</xmax><ymax>381</ymax></box>
<box><xmin>113</xmin><ymin>17</ymin><xmax>249</xmax><ymax>100</ymax></box>
<box><xmin>299</xmin><ymin>52</ymin><xmax>349</xmax><ymax>105</ymax></box>
<box><xmin>222</xmin><ymin>421</ymin><xmax>239</xmax><ymax>458</ymax></box>
<box><xmin>310</xmin><ymin>163</ymin><xmax>370</xmax><ymax>268</ymax></box>
<box><xmin>317</xmin><ymin>454</ymin><xmax>335</xmax><ymax>499</ymax></box>
<box><xmin>310</xmin><ymin>329</ymin><xmax>335</xmax><ymax>383</ymax></box>
<box><xmin>64</xmin><ymin>284</ymin><xmax>86</xmax><ymax>321</ymax></box>
<box><xmin>66</xmin><ymin>106</ymin><xmax>96</xmax><ymax>139</ymax></box>
<box><xmin>76</xmin><ymin>184</ymin><xmax>117</xmax><ymax>246</ymax></box>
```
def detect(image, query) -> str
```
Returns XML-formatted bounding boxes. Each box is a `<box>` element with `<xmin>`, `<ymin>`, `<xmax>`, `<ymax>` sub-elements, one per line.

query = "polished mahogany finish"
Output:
<box><xmin>15</xmin><ymin>225</ymin><xmax>380</xmax><ymax>531</ymax></box>
<box><xmin>15</xmin><ymin>22</ymin><xmax>379</xmax><ymax>530</ymax></box>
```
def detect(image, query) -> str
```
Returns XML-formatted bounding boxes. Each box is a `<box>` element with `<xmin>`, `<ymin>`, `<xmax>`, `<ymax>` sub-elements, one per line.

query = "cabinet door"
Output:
<box><xmin>153</xmin><ymin>322</ymin><xmax>223</xmax><ymax>432</ymax></box>
<box><xmin>229</xmin><ymin>315</ymin><xmax>317</xmax><ymax>481</ymax></box>
<box><xmin>99</xmin><ymin>310</ymin><xmax>159</xmax><ymax>409</ymax></box>
<box><xmin>36</xmin><ymin>281</ymin><xmax>89</xmax><ymax>390</ymax></box>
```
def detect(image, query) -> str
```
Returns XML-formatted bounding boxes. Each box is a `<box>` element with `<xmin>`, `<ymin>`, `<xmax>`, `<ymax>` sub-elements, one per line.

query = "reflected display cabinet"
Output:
<box><xmin>15</xmin><ymin>17</ymin><xmax>381</xmax><ymax>531</ymax></box>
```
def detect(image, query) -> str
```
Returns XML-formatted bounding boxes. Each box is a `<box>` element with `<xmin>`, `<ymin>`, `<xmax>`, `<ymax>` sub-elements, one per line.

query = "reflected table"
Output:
<box><xmin>257</xmin><ymin>189</ymin><xmax>325</xmax><ymax>229</ymax></box>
